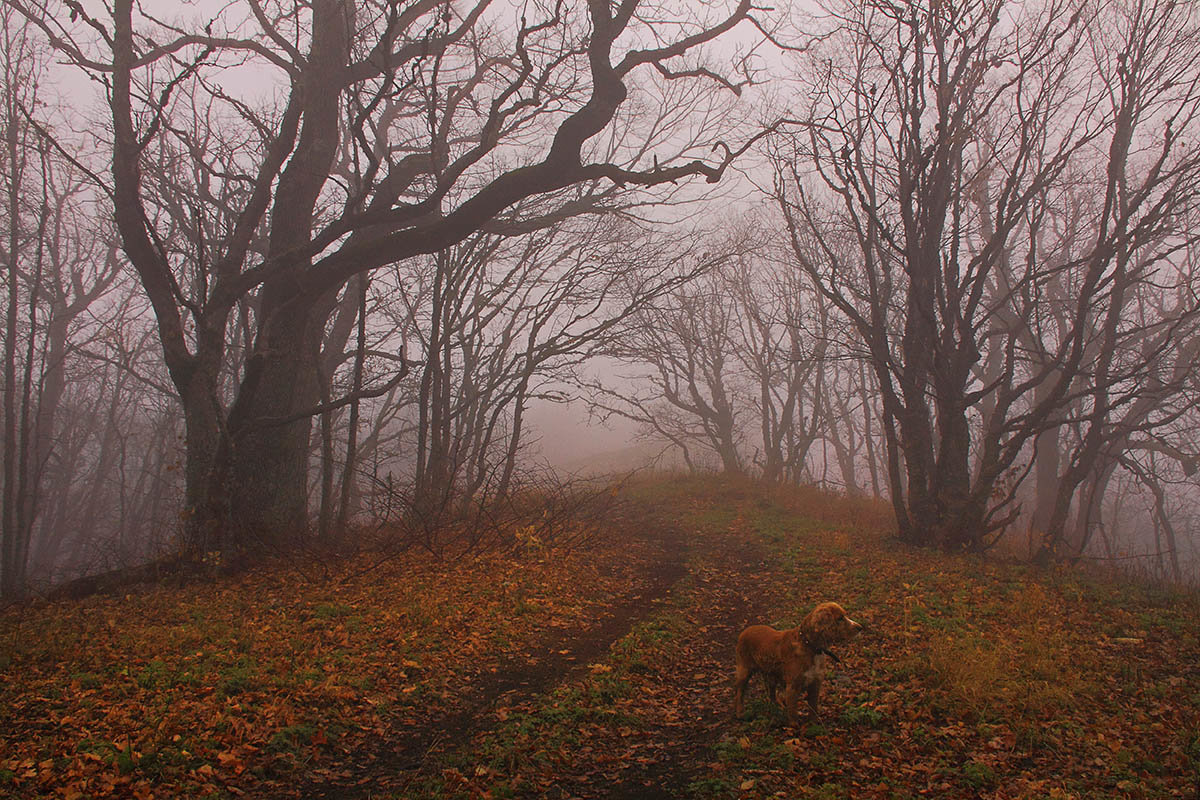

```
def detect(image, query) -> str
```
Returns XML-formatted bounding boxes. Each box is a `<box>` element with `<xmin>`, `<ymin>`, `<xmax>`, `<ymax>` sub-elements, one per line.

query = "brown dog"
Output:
<box><xmin>733</xmin><ymin>602</ymin><xmax>863</xmax><ymax>727</ymax></box>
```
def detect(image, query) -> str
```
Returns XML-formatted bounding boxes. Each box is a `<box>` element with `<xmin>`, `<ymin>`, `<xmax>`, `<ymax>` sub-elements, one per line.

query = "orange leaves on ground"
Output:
<box><xmin>3</xmin><ymin>475</ymin><xmax>1198</xmax><ymax>799</ymax></box>
<box><xmin>0</xmin><ymin>531</ymin><xmax>653</xmax><ymax>799</ymax></box>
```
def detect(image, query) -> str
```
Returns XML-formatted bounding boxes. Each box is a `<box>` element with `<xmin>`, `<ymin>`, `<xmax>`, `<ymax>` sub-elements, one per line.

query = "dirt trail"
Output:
<box><xmin>292</xmin><ymin>512</ymin><xmax>692</xmax><ymax>800</ymax></box>
<box><xmin>556</xmin><ymin>512</ymin><xmax>773</xmax><ymax>799</ymax></box>
<box><xmin>288</xmin><ymin>495</ymin><xmax>781</xmax><ymax>800</ymax></box>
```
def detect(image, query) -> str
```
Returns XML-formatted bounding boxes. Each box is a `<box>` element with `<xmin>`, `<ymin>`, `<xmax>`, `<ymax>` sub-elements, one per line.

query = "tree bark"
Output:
<box><xmin>222</xmin><ymin>0</ymin><xmax>348</xmax><ymax>543</ymax></box>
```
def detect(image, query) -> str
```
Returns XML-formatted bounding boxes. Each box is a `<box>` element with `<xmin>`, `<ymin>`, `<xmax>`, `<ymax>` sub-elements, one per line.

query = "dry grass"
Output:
<box><xmin>626</xmin><ymin>470</ymin><xmax>895</xmax><ymax>539</ymax></box>
<box><xmin>922</xmin><ymin>582</ymin><xmax>1089</xmax><ymax>736</ymax></box>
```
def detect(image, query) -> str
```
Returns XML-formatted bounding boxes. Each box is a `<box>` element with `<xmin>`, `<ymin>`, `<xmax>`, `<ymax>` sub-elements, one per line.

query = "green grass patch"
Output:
<box><xmin>960</xmin><ymin>760</ymin><xmax>997</xmax><ymax>789</ymax></box>
<box><xmin>267</xmin><ymin>724</ymin><xmax>316</xmax><ymax>754</ymax></box>
<box><xmin>313</xmin><ymin>602</ymin><xmax>354</xmax><ymax>620</ymax></box>
<box><xmin>216</xmin><ymin>657</ymin><xmax>258</xmax><ymax>697</ymax></box>
<box><xmin>687</xmin><ymin>774</ymin><xmax>739</xmax><ymax>799</ymax></box>
<box><xmin>135</xmin><ymin>659</ymin><xmax>170</xmax><ymax>689</ymax></box>
<box><xmin>839</xmin><ymin>703</ymin><xmax>885</xmax><ymax>728</ymax></box>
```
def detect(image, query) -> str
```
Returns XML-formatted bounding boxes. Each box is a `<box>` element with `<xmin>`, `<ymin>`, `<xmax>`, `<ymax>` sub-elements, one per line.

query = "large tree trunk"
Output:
<box><xmin>931</xmin><ymin>335</ymin><xmax>985</xmax><ymax>550</ymax></box>
<box><xmin>895</xmin><ymin>400</ymin><xmax>935</xmax><ymax>543</ymax></box>
<box><xmin>895</xmin><ymin>253</ymin><xmax>939</xmax><ymax>543</ymax></box>
<box><xmin>220</xmin><ymin>0</ymin><xmax>347</xmax><ymax>545</ymax></box>
<box><xmin>226</xmin><ymin>295</ymin><xmax>324</xmax><ymax>543</ymax></box>
<box><xmin>932</xmin><ymin>403</ymin><xmax>974</xmax><ymax>548</ymax></box>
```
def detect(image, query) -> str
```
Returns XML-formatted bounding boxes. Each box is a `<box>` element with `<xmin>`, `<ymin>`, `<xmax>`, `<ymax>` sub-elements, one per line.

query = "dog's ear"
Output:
<box><xmin>799</xmin><ymin>606</ymin><xmax>823</xmax><ymax>646</ymax></box>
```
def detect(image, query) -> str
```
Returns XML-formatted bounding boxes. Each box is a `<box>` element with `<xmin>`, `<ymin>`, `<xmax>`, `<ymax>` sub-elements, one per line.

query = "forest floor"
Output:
<box><xmin>2</xmin><ymin>475</ymin><xmax>1199</xmax><ymax>799</ymax></box>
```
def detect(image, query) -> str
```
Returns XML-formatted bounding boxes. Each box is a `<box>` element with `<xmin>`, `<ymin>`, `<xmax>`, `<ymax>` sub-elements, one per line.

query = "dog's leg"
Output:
<box><xmin>806</xmin><ymin>681</ymin><xmax>820</xmax><ymax>719</ymax></box>
<box><xmin>733</xmin><ymin>664</ymin><xmax>753</xmax><ymax>718</ymax></box>
<box><xmin>766</xmin><ymin>673</ymin><xmax>779</xmax><ymax>707</ymax></box>
<box><xmin>783</xmin><ymin>681</ymin><xmax>801</xmax><ymax>728</ymax></box>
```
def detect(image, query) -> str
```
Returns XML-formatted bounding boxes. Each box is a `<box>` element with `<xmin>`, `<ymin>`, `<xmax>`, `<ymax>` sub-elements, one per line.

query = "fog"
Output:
<box><xmin>523</xmin><ymin>399</ymin><xmax>639</xmax><ymax>473</ymax></box>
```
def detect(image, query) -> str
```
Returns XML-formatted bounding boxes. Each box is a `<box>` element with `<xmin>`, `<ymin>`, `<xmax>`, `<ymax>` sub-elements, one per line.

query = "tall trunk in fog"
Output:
<box><xmin>495</xmin><ymin>374</ymin><xmax>530</xmax><ymax>500</ymax></box>
<box><xmin>1</xmin><ymin>57</ymin><xmax>24</xmax><ymax>599</ymax></box>
<box><xmin>13</xmin><ymin>165</ymin><xmax>45</xmax><ymax>584</ymax></box>
<box><xmin>316</xmin><ymin>359</ymin><xmax>337</xmax><ymax>542</ymax></box>
<box><xmin>858</xmin><ymin>361</ymin><xmax>881</xmax><ymax>498</ymax></box>
<box><xmin>1030</xmin><ymin>395</ymin><xmax>1063</xmax><ymax>539</ymax></box>
<box><xmin>223</xmin><ymin>0</ymin><xmax>348</xmax><ymax>542</ymax></box>
<box><xmin>0</xmin><ymin>15</ymin><xmax>41</xmax><ymax>597</ymax></box>
<box><xmin>336</xmin><ymin>275</ymin><xmax>369</xmax><ymax>532</ymax></box>
<box><xmin>414</xmin><ymin>250</ymin><xmax>451</xmax><ymax>517</ymax></box>
<box><xmin>1135</xmin><ymin>459</ymin><xmax>1183</xmax><ymax>583</ymax></box>
<box><xmin>315</xmin><ymin>275</ymin><xmax>365</xmax><ymax>530</ymax></box>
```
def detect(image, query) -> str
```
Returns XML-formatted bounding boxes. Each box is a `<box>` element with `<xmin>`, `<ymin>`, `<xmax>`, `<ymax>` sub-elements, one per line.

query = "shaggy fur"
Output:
<box><xmin>732</xmin><ymin>602</ymin><xmax>863</xmax><ymax>727</ymax></box>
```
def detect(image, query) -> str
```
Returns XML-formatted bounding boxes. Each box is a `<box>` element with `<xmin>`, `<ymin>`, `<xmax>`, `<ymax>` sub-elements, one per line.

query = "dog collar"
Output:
<box><xmin>801</xmin><ymin>636</ymin><xmax>841</xmax><ymax>663</ymax></box>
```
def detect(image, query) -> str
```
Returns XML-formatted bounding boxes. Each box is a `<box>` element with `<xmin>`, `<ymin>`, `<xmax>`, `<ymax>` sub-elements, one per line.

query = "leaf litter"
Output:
<box><xmin>2</xmin><ymin>475</ymin><xmax>1198</xmax><ymax>799</ymax></box>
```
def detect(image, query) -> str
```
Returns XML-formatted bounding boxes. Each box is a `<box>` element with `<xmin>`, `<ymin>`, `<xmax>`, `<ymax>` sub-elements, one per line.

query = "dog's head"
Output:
<box><xmin>800</xmin><ymin>602</ymin><xmax>864</xmax><ymax>649</ymax></box>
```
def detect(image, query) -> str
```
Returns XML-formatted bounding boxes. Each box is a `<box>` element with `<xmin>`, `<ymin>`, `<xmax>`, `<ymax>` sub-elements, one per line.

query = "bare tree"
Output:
<box><xmin>594</xmin><ymin>222</ymin><xmax>843</xmax><ymax>483</ymax></box>
<box><xmin>776</xmin><ymin>0</ymin><xmax>1200</xmax><ymax>552</ymax></box>
<box><xmin>727</xmin><ymin>248</ymin><xmax>830</xmax><ymax>483</ymax></box>
<box><xmin>11</xmin><ymin>0</ymin><xmax>780</xmax><ymax>554</ymax></box>
<box><xmin>599</xmin><ymin>258</ymin><xmax>746</xmax><ymax>474</ymax></box>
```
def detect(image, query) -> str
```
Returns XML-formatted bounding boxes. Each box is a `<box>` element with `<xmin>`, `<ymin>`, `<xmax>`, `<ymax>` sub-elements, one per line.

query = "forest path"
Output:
<box><xmin>551</xmin><ymin>503</ymin><xmax>775</xmax><ymax>799</ymax></box>
<box><xmin>292</xmin><ymin>498</ymin><xmax>710</xmax><ymax>799</ymax></box>
<box><xmin>381</xmin><ymin>486</ymin><xmax>781</xmax><ymax>799</ymax></box>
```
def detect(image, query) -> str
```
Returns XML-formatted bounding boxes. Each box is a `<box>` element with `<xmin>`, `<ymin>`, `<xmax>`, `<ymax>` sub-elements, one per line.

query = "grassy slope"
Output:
<box><xmin>408</xmin><ymin>476</ymin><xmax>1200</xmax><ymax>799</ymax></box>
<box><xmin>2</xmin><ymin>475</ymin><xmax>1198</xmax><ymax>799</ymax></box>
<box><xmin>0</xmin><ymin>527</ymin><xmax>657</xmax><ymax>799</ymax></box>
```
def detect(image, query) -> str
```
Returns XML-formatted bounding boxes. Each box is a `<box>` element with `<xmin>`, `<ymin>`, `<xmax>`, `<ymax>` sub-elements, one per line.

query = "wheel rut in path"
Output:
<box><xmin>290</xmin><ymin>515</ymin><xmax>690</xmax><ymax>800</ymax></box>
<box><xmin>569</xmin><ymin>513</ymin><xmax>773</xmax><ymax>799</ymax></box>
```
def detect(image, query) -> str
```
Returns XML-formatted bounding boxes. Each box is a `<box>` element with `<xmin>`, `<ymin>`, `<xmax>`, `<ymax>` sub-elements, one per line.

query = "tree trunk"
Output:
<box><xmin>226</xmin><ymin>297</ymin><xmax>324</xmax><ymax>543</ymax></box>
<box><xmin>336</xmin><ymin>276</ymin><xmax>369</xmax><ymax>533</ymax></box>
<box><xmin>2</xmin><ymin>72</ymin><xmax>28</xmax><ymax>599</ymax></box>
<box><xmin>220</xmin><ymin>0</ymin><xmax>348</xmax><ymax>545</ymax></box>
<box><xmin>316</xmin><ymin>368</ymin><xmax>337</xmax><ymax>543</ymax></box>
<box><xmin>932</xmin><ymin>390</ymin><xmax>976</xmax><ymax>549</ymax></box>
<box><xmin>171</xmin><ymin>359</ymin><xmax>223</xmax><ymax>554</ymax></box>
